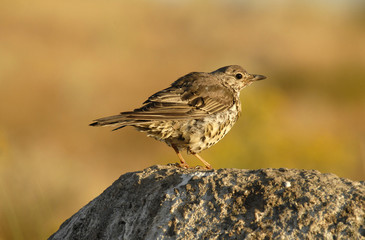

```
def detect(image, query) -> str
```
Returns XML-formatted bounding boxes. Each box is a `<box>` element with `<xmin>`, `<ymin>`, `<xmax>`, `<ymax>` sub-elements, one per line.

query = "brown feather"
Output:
<box><xmin>90</xmin><ymin>71</ymin><xmax>236</xmax><ymax>126</ymax></box>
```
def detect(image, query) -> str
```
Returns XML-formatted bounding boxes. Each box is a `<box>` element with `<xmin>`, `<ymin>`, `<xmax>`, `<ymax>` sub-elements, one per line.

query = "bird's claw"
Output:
<box><xmin>178</xmin><ymin>162</ymin><xmax>190</xmax><ymax>169</ymax></box>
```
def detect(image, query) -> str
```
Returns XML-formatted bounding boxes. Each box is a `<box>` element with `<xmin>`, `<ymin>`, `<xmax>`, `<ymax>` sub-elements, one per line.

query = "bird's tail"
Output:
<box><xmin>89</xmin><ymin>114</ymin><xmax>138</xmax><ymax>131</ymax></box>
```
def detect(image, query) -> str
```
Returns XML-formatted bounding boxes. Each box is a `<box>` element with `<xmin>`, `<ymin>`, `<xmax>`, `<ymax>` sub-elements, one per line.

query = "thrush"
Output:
<box><xmin>90</xmin><ymin>65</ymin><xmax>266</xmax><ymax>169</ymax></box>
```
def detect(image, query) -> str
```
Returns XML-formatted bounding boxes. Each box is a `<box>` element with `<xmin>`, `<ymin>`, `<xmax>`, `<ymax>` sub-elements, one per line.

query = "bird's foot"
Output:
<box><xmin>178</xmin><ymin>162</ymin><xmax>190</xmax><ymax>169</ymax></box>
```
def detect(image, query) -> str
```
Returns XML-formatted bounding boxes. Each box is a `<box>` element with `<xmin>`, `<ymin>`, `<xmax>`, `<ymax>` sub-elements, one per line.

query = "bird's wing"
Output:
<box><xmin>90</xmin><ymin>72</ymin><xmax>236</xmax><ymax>127</ymax></box>
<box><xmin>119</xmin><ymin>72</ymin><xmax>235</xmax><ymax>120</ymax></box>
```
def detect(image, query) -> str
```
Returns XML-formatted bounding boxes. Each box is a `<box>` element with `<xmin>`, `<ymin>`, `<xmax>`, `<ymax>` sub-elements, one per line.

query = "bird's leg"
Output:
<box><xmin>190</xmin><ymin>151</ymin><xmax>212</xmax><ymax>169</ymax></box>
<box><xmin>172</xmin><ymin>145</ymin><xmax>189</xmax><ymax>169</ymax></box>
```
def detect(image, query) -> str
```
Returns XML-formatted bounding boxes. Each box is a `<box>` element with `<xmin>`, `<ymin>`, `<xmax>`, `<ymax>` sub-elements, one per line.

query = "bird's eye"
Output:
<box><xmin>235</xmin><ymin>73</ymin><xmax>243</xmax><ymax>79</ymax></box>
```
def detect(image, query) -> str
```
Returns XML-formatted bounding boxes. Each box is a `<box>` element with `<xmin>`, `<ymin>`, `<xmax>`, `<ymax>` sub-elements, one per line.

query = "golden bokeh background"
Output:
<box><xmin>1</xmin><ymin>0</ymin><xmax>364</xmax><ymax>239</ymax></box>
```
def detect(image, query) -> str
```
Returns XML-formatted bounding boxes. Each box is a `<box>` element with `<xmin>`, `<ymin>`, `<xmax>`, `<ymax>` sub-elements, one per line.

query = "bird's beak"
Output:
<box><xmin>251</xmin><ymin>74</ymin><xmax>266</xmax><ymax>81</ymax></box>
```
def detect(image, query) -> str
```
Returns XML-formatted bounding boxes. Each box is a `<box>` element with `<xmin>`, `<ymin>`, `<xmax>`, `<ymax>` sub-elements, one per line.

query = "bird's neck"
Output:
<box><xmin>235</xmin><ymin>95</ymin><xmax>242</xmax><ymax>116</ymax></box>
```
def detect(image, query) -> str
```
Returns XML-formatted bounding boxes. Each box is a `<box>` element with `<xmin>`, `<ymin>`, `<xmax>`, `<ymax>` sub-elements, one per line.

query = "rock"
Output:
<box><xmin>49</xmin><ymin>165</ymin><xmax>365</xmax><ymax>240</ymax></box>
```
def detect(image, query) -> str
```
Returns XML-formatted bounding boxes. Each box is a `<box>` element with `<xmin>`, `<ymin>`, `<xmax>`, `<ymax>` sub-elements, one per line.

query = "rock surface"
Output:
<box><xmin>49</xmin><ymin>165</ymin><xmax>365</xmax><ymax>240</ymax></box>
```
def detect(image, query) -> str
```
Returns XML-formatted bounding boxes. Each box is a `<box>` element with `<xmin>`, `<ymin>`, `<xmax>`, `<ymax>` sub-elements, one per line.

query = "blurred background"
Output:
<box><xmin>0</xmin><ymin>0</ymin><xmax>364</xmax><ymax>239</ymax></box>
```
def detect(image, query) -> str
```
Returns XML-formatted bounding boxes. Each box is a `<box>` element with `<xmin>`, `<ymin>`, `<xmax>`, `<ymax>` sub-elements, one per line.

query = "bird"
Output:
<box><xmin>90</xmin><ymin>65</ymin><xmax>266</xmax><ymax>169</ymax></box>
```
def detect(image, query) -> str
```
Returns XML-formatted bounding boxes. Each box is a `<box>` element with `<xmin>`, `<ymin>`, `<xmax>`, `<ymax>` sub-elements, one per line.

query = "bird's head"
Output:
<box><xmin>212</xmin><ymin>65</ymin><xmax>266</xmax><ymax>92</ymax></box>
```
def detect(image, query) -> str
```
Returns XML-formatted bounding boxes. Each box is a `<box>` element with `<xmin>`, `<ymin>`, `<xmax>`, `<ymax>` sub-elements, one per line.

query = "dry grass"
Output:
<box><xmin>0</xmin><ymin>1</ymin><xmax>364</xmax><ymax>239</ymax></box>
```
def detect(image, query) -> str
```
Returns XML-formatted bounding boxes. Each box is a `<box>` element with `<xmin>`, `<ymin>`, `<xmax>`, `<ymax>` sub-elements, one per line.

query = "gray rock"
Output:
<box><xmin>49</xmin><ymin>165</ymin><xmax>365</xmax><ymax>240</ymax></box>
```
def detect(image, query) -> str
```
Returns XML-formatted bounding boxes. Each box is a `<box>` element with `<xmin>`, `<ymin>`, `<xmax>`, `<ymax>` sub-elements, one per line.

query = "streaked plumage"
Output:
<box><xmin>90</xmin><ymin>65</ymin><xmax>266</xmax><ymax>169</ymax></box>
